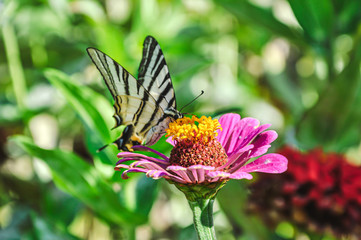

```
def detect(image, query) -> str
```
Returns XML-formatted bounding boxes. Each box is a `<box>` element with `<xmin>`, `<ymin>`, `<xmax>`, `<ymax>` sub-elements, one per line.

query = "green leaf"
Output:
<box><xmin>288</xmin><ymin>0</ymin><xmax>333</xmax><ymax>44</ymax></box>
<box><xmin>179</xmin><ymin>224</ymin><xmax>198</xmax><ymax>240</ymax></box>
<box><xmin>11</xmin><ymin>135</ymin><xmax>146</xmax><ymax>226</ymax></box>
<box><xmin>31</xmin><ymin>212</ymin><xmax>80</xmax><ymax>240</ymax></box>
<box><xmin>135</xmin><ymin>176</ymin><xmax>159</xmax><ymax>217</ymax></box>
<box><xmin>45</xmin><ymin>68</ymin><xmax>117</xmax><ymax>164</ymax></box>
<box><xmin>265</xmin><ymin>73</ymin><xmax>303</xmax><ymax>118</ymax></box>
<box><xmin>296</xmin><ymin>38</ymin><xmax>361</xmax><ymax>151</ymax></box>
<box><xmin>215</xmin><ymin>0</ymin><xmax>303</xmax><ymax>45</ymax></box>
<box><xmin>45</xmin><ymin>69</ymin><xmax>110</xmax><ymax>141</ymax></box>
<box><xmin>337</xmin><ymin>1</ymin><xmax>361</xmax><ymax>34</ymax></box>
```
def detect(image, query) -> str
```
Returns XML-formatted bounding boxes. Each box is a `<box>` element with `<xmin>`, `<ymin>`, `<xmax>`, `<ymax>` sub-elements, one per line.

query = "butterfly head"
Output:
<box><xmin>175</xmin><ymin>111</ymin><xmax>184</xmax><ymax>120</ymax></box>
<box><xmin>164</xmin><ymin>108</ymin><xmax>183</xmax><ymax>120</ymax></box>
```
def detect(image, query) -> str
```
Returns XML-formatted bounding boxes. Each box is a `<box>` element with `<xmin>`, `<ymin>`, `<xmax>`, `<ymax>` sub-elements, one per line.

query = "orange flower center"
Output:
<box><xmin>166</xmin><ymin>116</ymin><xmax>228</xmax><ymax>168</ymax></box>
<box><xmin>166</xmin><ymin>115</ymin><xmax>222</xmax><ymax>143</ymax></box>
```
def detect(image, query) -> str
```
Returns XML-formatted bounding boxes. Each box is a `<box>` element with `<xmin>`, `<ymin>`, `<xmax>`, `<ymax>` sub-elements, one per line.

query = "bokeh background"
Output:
<box><xmin>1</xmin><ymin>0</ymin><xmax>361</xmax><ymax>239</ymax></box>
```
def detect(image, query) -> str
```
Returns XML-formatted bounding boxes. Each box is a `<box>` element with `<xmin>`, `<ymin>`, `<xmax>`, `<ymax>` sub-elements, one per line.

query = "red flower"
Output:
<box><xmin>248</xmin><ymin>146</ymin><xmax>361</xmax><ymax>238</ymax></box>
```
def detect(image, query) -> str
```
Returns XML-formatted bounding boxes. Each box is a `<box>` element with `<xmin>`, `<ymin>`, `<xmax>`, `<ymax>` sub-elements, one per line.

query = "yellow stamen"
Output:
<box><xmin>166</xmin><ymin>115</ymin><xmax>222</xmax><ymax>142</ymax></box>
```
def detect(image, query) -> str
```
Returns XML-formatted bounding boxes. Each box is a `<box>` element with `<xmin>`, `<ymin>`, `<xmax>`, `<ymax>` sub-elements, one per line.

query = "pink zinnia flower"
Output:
<box><xmin>115</xmin><ymin>113</ymin><xmax>287</xmax><ymax>185</ymax></box>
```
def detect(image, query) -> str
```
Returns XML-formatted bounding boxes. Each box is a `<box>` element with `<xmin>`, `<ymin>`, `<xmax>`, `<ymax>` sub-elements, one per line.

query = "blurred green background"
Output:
<box><xmin>1</xmin><ymin>0</ymin><xmax>361</xmax><ymax>239</ymax></box>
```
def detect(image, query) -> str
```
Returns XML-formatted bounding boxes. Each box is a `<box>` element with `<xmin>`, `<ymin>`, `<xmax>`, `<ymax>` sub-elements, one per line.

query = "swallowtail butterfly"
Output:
<box><xmin>87</xmin><ymin>36</ymin><xmax>183</xmax><ymax>151</ymax></box>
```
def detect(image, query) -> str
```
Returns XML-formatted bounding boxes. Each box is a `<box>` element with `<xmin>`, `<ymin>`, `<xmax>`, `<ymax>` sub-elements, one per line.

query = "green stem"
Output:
<box><xmin>188</xmin><ymin>198</ymin><xmax>216</xmax><ymax>240</ymax></box>
<box><xmin>2</xmin><ymin>5</ymin><xmax>27</xmax><ymax>110</ymax></box>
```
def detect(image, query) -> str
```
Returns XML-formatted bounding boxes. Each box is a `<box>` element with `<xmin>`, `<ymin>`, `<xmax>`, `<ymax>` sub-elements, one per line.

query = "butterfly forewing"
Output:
<box><xmin>87</xmin><ymin>47</ymin><xmax>164</xmax><ymax>128</ymax></box>
<box><xmin>87</xmin><ymin>48</ymin><xmax>138</xmax><ymax>98</ymax></box>
<box><xmin>138</xmin><ymin>36</ymin><xmax>177</xmax><ymax>111</ymax></box>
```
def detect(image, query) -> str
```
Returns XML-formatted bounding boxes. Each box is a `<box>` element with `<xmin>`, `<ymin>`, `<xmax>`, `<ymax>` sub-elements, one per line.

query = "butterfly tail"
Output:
<box><xmin>114</xmin><ymin>125</ymin><xmax>143</xmax><ymax>151</ymax></box>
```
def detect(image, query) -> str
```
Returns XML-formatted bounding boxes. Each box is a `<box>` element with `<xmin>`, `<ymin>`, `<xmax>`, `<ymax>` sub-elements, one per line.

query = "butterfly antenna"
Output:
<box><xmin>179</xmin><ymin>90</ymin><xmax>204</xmax><ymax>113</ymax></box>
<box><xmin>97</xmin><ymin>144</ymin><xmax>109</xmax><ymax>152</ymax></box>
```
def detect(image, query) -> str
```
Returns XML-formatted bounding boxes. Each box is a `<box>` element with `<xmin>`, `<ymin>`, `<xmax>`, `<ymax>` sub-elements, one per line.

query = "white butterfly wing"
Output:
<box><xmin>138</xmin><ymin>36</ymin><xmax>177</xmax><ymax>111</ymax></box>
<box><xmin>87</xmin><ymin>37</ymin><xmax>181</xmax><ymax>150</ymax></box>
<box><xmin>87</xmin><ymin>48</ymin><xmax>163</xmax><ymax>140</ymax></box>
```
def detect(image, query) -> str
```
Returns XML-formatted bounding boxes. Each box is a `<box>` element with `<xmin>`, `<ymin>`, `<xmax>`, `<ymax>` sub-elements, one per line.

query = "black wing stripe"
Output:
<box><xmin>140</xmin><ymin>82</ymin><xmax>173</xmax><ymax>133</ymax></box>
<box><xmin>151</xmin><ymin>58</ymin><xmax>167</xmax><ymax>87</ymax></box>
<box><xmin>160</xmin><ymin>72</ymin><xmax>170</xmax><ymax>88</ymax></box>
<box><xmin>138</xmin><ymin>37</ymin><xmax>156</xmax><ymax>87</ymax></box>
<box><xmin>87</xmin><ymin>48</ymin><xmax>161</xmax><ymax>107</ymax></box>
<box><xmin>93</xmin><ymin>50</ymin><xmax>117</xmax><ymax>97</ymax></box>
<box><xmin>137</xmin><ymin>36</ymin><xmax>177</xmax><ymax>110</ymax></box>
<box><xmin>122</xmin><ymin>68</ymin><xmax>130</xmax><ymax>96</ymax></box>
<box><xmin>151</xmin><ymin>48</ymin><xmax>163</xmax><ymax>76</ymax></box>
<box><xmin>133</xmin><ymin>98</ymin><xmax>148</xmax><ymax>127</ymax></box>
<box><xmin>157</xmin><ymin>82</ymin><xmax>173</xmax><ymax>110</ymax></box>
<box><xmin>167</xmin><ymin>95</ymin><xmax>176</xmax><ymax>110</ymax></box>
<box><xmin>135</xmin><ymin>37</ymin><xmax>168</xmax><ymax>130</ymax></box>
<box><xmin>132</xmin><ymin>100</ymin><xmax>144</xmax><ymax>122</ymax></box>
<box><xmin>141</xmin><ymin>49</ymin><xmax>162</xmax><ymax>96</ymax></box>
<box><xmin>142</xmin><ymin>40</ymin><xmax>163</xmax><ymax>89</ymax></box>
<box><xmin>112</xmin><ymin>96</ymin><xmax>123</xmax><ymax>127</ymax></box>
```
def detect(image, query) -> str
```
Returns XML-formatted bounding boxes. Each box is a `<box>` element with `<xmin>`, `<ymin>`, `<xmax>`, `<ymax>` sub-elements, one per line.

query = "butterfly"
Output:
<box><xmin>87</xmin><ymin>36</ymin><xmax>183</xmax><ymax>151</ymax></box>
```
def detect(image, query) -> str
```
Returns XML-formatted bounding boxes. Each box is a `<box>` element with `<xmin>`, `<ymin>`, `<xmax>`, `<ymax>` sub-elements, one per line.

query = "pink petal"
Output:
<box><xmin>221</xmin><ymin>130</ymin><xmax>279</xmax><ymax>170</ymax></box>
<box><xmin>131</xmin><ymin>145</ymin><xmax>170</xmax><ymax>161</ymax></box>
<box><xmin>187</xmin><ymin>165</ymin><xmax>215</xmax><ymax>183</ymax></box>
<box><xmin>207</xmin><ymin>170</ymin><xmax>230</xmax><ymax>179</ymax></box>
<box><xmin>121</xmin><ymin>168</ymin><xmax>148</xmax><ymax>179</ymax></box>
<box><xmin>146</xmin><ymin>170</ymin><xmax>170</xmax><ymax>179</ymax></box>
<box><xmin>121</xmin><ymin>165</ymin><xmax>185</xmax><ymax>182</ymax></box>
<box><xmin>219</xmin><ymin>116</ymin><xmax>261</xmax><ymax>155</ymax></box>
<box><xmin>244</xmin><ymin>131</ymin><xmax>278</xmax><ymax>159</ymax></box>
<box><xmin>251</xmin><ymin>130</ymin><xmax>278</xmax><ymax>151</ymax></box>
<box><xmin>220</xmin><ymin>144</ymin><xmax>254</xmax><ymax>170</ymax></box>
<box><xmin>247</xmin><ymin>145</ymin><xmax>271</xmax><ymax>159</ymax></box>
<box><xmin>130</xmin><ymin>160</ymin><xmax>167</xmax><ymax>170</ymax></box>
<box><xmin>114</xmin><ymin>164</ymin><xmax>130</xmax><ymax>170</ymax></box>
<box><xmin>227</xmin><ymin>118</ymin><xmax>261</xmax><ymax>152</ymax></box>
<box><xmin>233</xmin><ymin>153</ymin><xmax>288</xmax><ymax>174</ymax></box>
<box><xmin>117</xmin><ymin>152</ymin><xmax>147</xmax><ymax>158</ymax></box>
<box><xmin>166</xmin><ymin>165</ymin><xmax>193</xmax><ymax>183</ymax></box>
<box><xmin>166</xmin><ymin>136</ymin><xmax>176</xmax><ymax>146</ymax></box>
<box><xmin>217</xmin><ymin>113</ymin><xmax>241</xmax><ymax>147</ymax></box>
<box><xmin>229</xmin><ymin>171</ymin><xmax>253</xmax><ymax>180</ymax></box>
<box><xmin>224</xmin><ymin>149</ymin><xmax>252</xmax><ymax>171</ymax></box>
<box><xmin>220</xmin><ymin>118</ymin><xmax>248</xmax><ymax>154</ymax></box>
<box><xmin>238</xmin><ymin>123</ymin><xmax>271</xmax><ymax>149</ymax></box>
<box><xmin>116</xmin><ymin>154</ymin><xmax>169</xmax><ymax>165</ymax></box>
<box><xmin>146</xmin><ymin>168</ymin><xmax>187</xmax><ymax>183</ymax></box>
<box><xmin>224</xmin><ymin>123</ymin><xmax>270</xmax><ymax>156</ymax></box>
<box><xmin>167</xmin><ymin>175</ymin><xmax>188</xmax><ymax>184</ymax></box>
<box><xmin>217</xmin><ymin>114</ymin><xmax>272</xmax><ymax>158</ymax></box>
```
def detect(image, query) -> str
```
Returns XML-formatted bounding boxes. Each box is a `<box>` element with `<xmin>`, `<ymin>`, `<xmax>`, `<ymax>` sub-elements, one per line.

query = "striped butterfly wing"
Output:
<box><xmin>138</xmin><ymin>36</ymin><xmax>177</xmax><ymax>111</ymax></box>
<box><xmin>136</xmin><ymin>36</ymin><xmax>182</xmax><ymax>145</ymax></box>
<box><xmin>87</xmin><ymin>47</ymin><xmax>165</xmax><ymax>150</ymax></box>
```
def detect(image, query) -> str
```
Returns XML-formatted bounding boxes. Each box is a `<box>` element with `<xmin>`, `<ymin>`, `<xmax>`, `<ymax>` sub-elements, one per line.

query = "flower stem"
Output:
<box><xmin>188</xmin><ymin>198</ymin><xmax>216</xmax><ymax>240</ymax></box>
